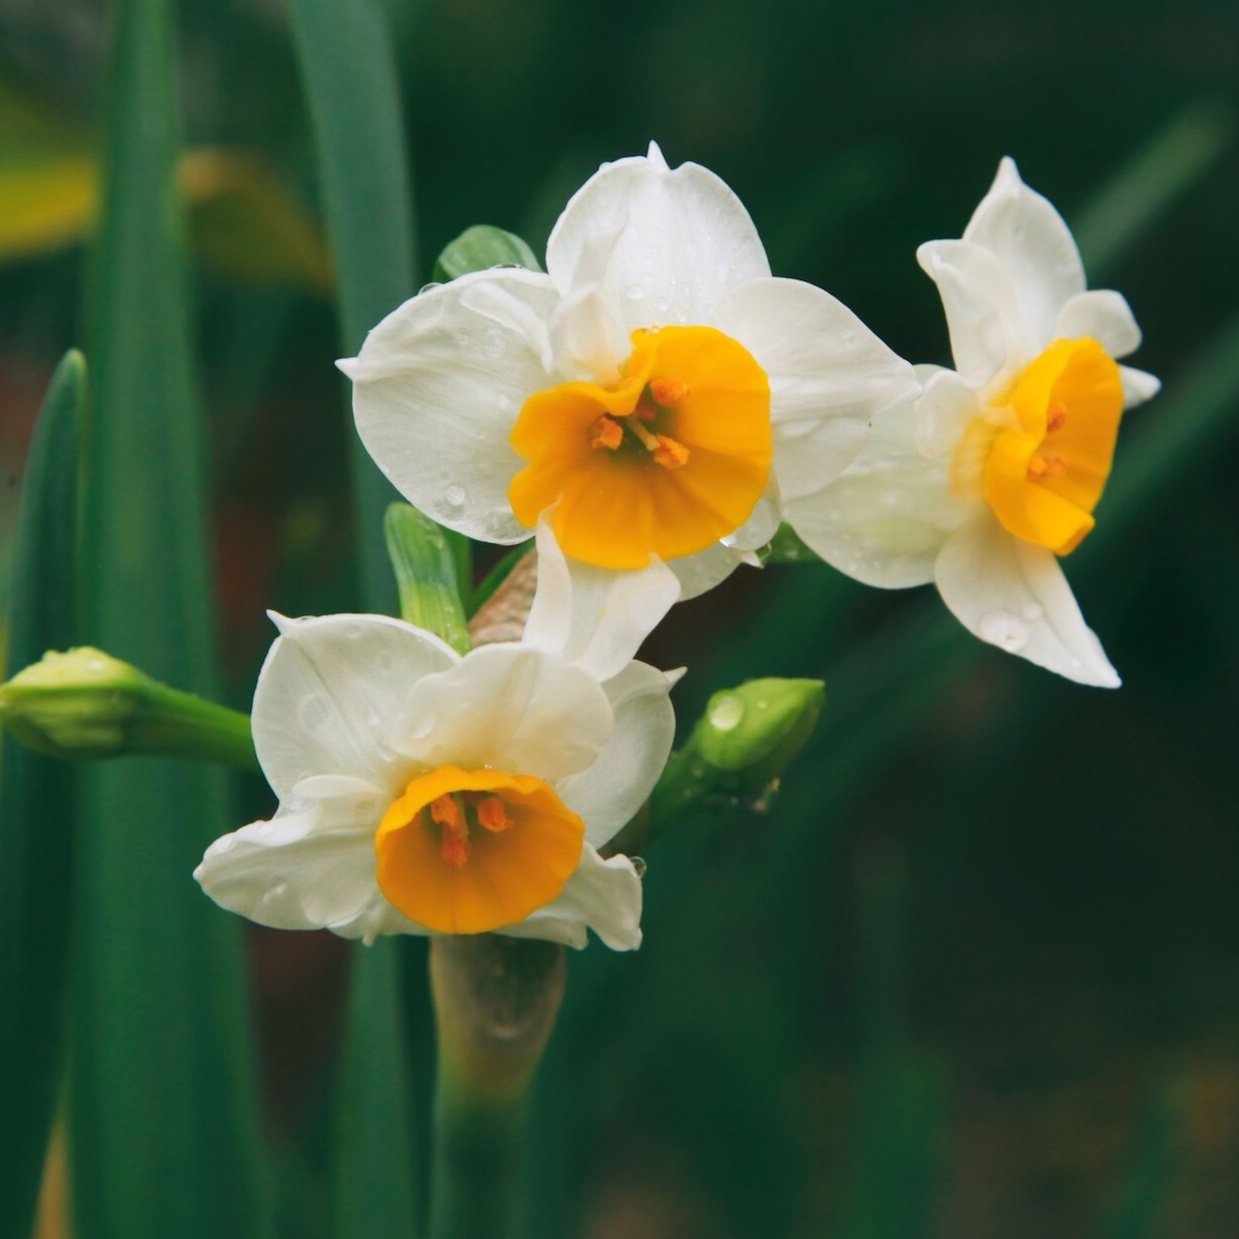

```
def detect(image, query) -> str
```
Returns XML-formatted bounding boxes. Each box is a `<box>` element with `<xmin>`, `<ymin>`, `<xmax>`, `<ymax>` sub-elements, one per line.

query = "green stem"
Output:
<box><xmin>427</xmin><ymin>935</ymin><xmax>565</xmax><ymax>1239</ymax></box>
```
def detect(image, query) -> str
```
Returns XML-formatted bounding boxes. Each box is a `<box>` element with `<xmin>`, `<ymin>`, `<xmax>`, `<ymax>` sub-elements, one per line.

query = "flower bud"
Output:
<box><xmin>695</xmin><ymin>677</ymin><xmax>825</xmax><ymax>792</ymax></box>
<box><xmin>432</xmin><ymin>225</ymin><xmax>541</xmax><ymax>283</ymax></box>
<box><xmin>0</xmin><ymin>647</ymin><xmax>256</xmax><ymax>768</ymax></box>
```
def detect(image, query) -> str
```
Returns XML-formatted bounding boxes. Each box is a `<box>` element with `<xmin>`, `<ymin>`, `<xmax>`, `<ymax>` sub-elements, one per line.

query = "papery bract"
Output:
<box><xmin>790</xmin><ymin>158</ymin><xmax>1159</xmax><ymax>687</ymax></box>
<box><xmin>340</xmin><ymin>142</ymin><xmax>918</xmax><ymax>600</ymax></box>
<box><xmin>194</xmin><ymin>524</ymin><xmax>680</xmax><ymax>949</ymax></box>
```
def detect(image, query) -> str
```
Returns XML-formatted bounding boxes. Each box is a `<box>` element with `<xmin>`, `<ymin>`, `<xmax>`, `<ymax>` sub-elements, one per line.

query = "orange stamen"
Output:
<box><xmin>653</xmin><ymin>435</ymin><xmax>690</xmax><ymax>469</ymax></box>
<box><xmin>1047</xmin><ymin>403</ymin><xmax>1067</xmax><ymax>433</ymax></box>
<box><xmin>475</xmin><ymin>795</ymin><xmax>515</xmax><ymax>833</ymax></box>
<box><xmin>649</xmin><ymin>376</ymin><xmax>689</xmax><ymax>407</ymax></box>
<box><xmin>591</xmin><ymin>415</ymin><xmax>623</xmax><ymax>451</ymax></box>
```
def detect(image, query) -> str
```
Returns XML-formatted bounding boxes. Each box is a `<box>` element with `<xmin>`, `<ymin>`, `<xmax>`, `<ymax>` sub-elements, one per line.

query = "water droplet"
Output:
<box><xmin>631</xmin><ymin>856</ymin><xmax>647</xmax><ymax>878</ymax></box>
<box><xmin>497</xmin><ymin>394</ymin><xmax>513</xmax><ymax>413</ymax></box>
<box><xmin>374</xmin><ymin>740</ymin><xmax>398</xmax><ymax>762</ymax></box>
<box><xmin>87</xmin><ymin>657</ymin><xmax>107</xmax><ymax>674</ymax></box>
<box><xmin>444</xmin><ymin>483</ymin><xmax>465</xmax><ymax>508</ymax></box>
<box><xmin>979</xmin><ymin>610</ymin><xmax>1028</xmax><ymax>653</ymax></box>
<box><xmin>708</xmin><ymin>694</ymin><xmax>745</xmax><ymax>732</ymax></box>
<box><xmin>301</xmin><ymin>696</ymin><xmax>330</xmax><ymax>730</ymax></box>
<box><xmin>654</xmin><ymin>296</ymin><xmax>670</xmax><ymax>314</ymax></box>
<box><xmin>625</xmin><ymin>283</ymin><xmax>645</xmax><ymax>302</ymax></box>
<box><xmin>344</xmin><ymin>624</ymin><xmax>364</xmax><ymax>641</ymax></box>
<box><xmin>1021</xmin><ymin>602</ymin><xmax>1044</xmax><ymax>621</ymax></box>
<box><xmin>418</xmin><ymin>281</ymin><xmax>442</xmax><ymax>295</ymax></box>
<box><xmin>364</xmin><ymin>708</ymin><xmax>381</xmax><ymax>729</ymax></box>
<box><xmin>755</xmin><ymin>699</ymin><xmax>769</xmax><ymax>711</ymax></box>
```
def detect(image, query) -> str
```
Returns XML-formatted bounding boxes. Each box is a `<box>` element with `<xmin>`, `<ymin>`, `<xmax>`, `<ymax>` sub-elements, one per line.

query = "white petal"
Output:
<box><xmin>252</xmin><ymin>613</ymin><xmax>459</xmax><ymax>799</ymax></box>
<box><xmin>670</xmin><ymin>541</ymin><xmax>750</xmax><ymax>600</ymax></box>
<box><xmin>523</xmin><ymin>518</ymin><xmax>681</xmax><ymax>681</ymax></box>
<box><xmin>1120</xmin><ymin>366</ymin><xmax>1161</xmax><ymax>409</ymax></box>
<box><xmin>917</xmin><ymin>239</ymin><xmax>1029</xmax><ymax>387</ymax></box>
<box><xmin>786</xmin><ymin>396</ymin><xmax>968</xmax><ymax>588</ymax></box>
<box><xmin>500</xmin><ymin>844</ymin><xmax>643</xmax><ymax>951</ymax></box>
<box><xmin>557</xmin><ymin>661</ymin><xmax>676</xmax><ymax>849</ymax></box>
<box><xmin>715</xmin><ymin>277</ymin><xmax>919</xmax><ymax>500</ymax></box>
<box><xmin>345</xmin><ymin>268</ymin><xmax>559</xmax><ymax>544</ymax></box>
<box><xmin>1054</xmin><ymin>289</ymin><xmax>1142</xmax><ymax>358</ymax></box>
<box><xmin>544</xmin><ymin>149</ymin><xmax>770</xmax><ymax>351</ymax></box>
<box><xmin>964</xmin><ymin>157</ymin><xmax>1086</xmax><ymax>346</ymax></box>
<box><xmin>724</xmin><ymin>478</ymin><xmax>783</xmax><ymax>552</ymax></box>
<box><xmin>195</xmin><ymin>774</ymin><xmax>419</xmax><ymax>941</ymax></box>
<box><xmin>933</xmin><ymin>515</ymin><xmax>1120</xmax><ymax>687</ymax></box>
<box><xmin>401</xmin><ymin>645</ymin><xmax>613</xmax><ymax>782</ymax></box>
<box><xmin>914</xmin><ymin>366</ymin><xmax>981</xmax><ymax>459</ymax></box>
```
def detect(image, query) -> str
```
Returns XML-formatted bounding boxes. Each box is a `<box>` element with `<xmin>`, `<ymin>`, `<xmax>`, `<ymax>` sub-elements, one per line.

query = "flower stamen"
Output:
<box><xmin>474</xmin><ymin>794</ymin><xmax>515</xmax><ymax>833</ymax></box>
<box><xmin>591</xmin><ymin>415</ymin><xmax>623</xmax><ymax>451</ymax></box>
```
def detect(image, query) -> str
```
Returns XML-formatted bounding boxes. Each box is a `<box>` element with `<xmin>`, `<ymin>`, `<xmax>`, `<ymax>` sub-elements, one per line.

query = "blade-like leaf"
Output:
<box><xmin>0</xmin><ymin>351</ymin><xmax>86</xmax><ymax>1239</ymax></box>
<box><xmin>73</xmin><ymin>2</ymin><xmax>269</xmax><ymax>1236</ymax></box>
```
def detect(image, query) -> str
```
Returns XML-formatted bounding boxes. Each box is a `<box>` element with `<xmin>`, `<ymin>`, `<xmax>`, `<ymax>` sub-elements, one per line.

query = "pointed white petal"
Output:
<box><xmin>523</xmin><ymin>518</ymin><xmax>680</xmax><ymax>681</ymax></box>
<box><xmin>963</xmin><ymin>157</ymin><xmax>1086</xmax><ymax>346</ymax></box>
<box><xmin>933</xmin><ymin>515</ymin><xmax>1120</xmax><ymax>687</ymax></box>
<box><xmin>669</xmin><ymin>541</ymin><xmax>749</xmax><ymax>600</ymax></box>
<box><xmin>1054</xmin><ymin>288</ymin><xmax>1142</xmax><ymax>358</ymax></box>
<box><xmin>401</xmin><ymin>645</ymin><xmax>612</xmax><ymax>782</ymax></box>
<box><xmin>1120</xmin><ymin>365</ymin><xmax>1161</xmax><ymax>409</ymax></box>
<box><xmin>347</xmin><ymin>268</ymin><xmax>558</xmax><ymax>544</ymax></box>
<box><xmin>544</xmin><ymin>150</ymin><xmax>770</xmax><ymax>348</ymax></box>
<box><xmin>715</xmin><ymin>276</ymin><xmax>919</xmax><ymax>499</ymax></box>
<box><xmin>195</xmin><ymin>774</ymin><xmax>420</xmax><ymax>940</ymax></box>
<box><xmin>557</xmin><ymin>661</ymin><xmax>676</xmax><ymax>849</ymax></box>
<box><xmin>917</xmin><ymin>239</ymin><xmax>1030</xmax><ymax>386</ymax></box>
<box><xmin>253</xmin><ymin>614</ymin><xmax>459</xmax><ymax>799</ymax></box>
<box><xmin>500</xmin><ymin>844</ymin><xmax>643</xmax><ymax>950</ymax></box>
<box><xmin>786</xmin><ymin>395</ymin><xmax>968</xmax><ymax>588</ymax></box>
<box><xmin>913</xmin><ymin>366</ymin><xmax>981</xmax><ymax>459</ymax></box>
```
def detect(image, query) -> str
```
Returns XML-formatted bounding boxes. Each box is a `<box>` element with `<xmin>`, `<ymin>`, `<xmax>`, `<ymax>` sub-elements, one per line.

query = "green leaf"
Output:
<box><xmin>288</xmin><ymin>4</ymin><xmax>423</xmax><ymax>1235</ymax></box>
<box><xmin>72</xmin><ymin>3</ymin><xmax>270</xmax><ymax>1236</ymax></box>
<box><xmin>0</xmin><ymin>351</ymin><xmax>85</xmax><ymax>1239</ymax></box>
<box><xmin>432</xmin><ymin>225</ymin><xmax>542</xmax><ymax>282</ymax></box>
<box><xmin>289</xmin><ymin>0</ymin><xmax>416</xmax><ymax>616</ymax></box>
<box><xmin>385</xmin><ymin>504</ymin><xmax>471</xmax><ymax>654</ymax></box>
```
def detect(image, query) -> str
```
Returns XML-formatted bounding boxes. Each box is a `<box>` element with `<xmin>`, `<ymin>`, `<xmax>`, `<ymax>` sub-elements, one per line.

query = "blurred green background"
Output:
<box><xmin>2</xmin><ymin>0</ymin><xmax>1238</xmax><ymax>1236</ymax></box>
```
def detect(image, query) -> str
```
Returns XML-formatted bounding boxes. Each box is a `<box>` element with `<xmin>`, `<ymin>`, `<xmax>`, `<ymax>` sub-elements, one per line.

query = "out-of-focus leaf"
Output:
<box><xmin>72</xmin><ymin>1</ymin><xmax>270</xmax><ymax>1236</ymax></box>
<box><xmin>1075</xmin><ymin>102</ymin><xmax>1233</xmax><ymax>278</ymax></box>
<box><xmin>0</xmin><ymin>351</ymin><xmax>85</xmax><ymax>1239</ymax></box>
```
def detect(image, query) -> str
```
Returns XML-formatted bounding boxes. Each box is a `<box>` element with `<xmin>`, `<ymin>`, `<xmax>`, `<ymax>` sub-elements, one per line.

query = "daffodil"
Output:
<box><xmin>791</xmin><ymin>158</ymin><xmax>1159</xmax><ymax>686</ymax></box>
<box><xmin>341</xmin><ymin>143</ymin><xmax>918</xmax><ymax>599</ymax></box>
<box><xmin>194</xmin><ymin>525</ymin><xmax>681</xmax><ymax>949</ymax></box>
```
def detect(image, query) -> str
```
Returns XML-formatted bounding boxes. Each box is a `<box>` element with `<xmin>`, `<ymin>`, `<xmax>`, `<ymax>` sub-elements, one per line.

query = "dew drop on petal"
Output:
<box><xmin>1021</xmin><ymin>602</ymin><xmax>1045</xmax><ymax>621</ymax></box>
<box><xmin>497</xmin><ymin>394</ymin><xmax>513</xmax><ymax>414</ymax></box>
<box><xmin>364</xmin><ymin>708</ymin><xmax>382</xmax><ymax>729</ymax></box>
<box><xmin>978</xmin><ymin>610</ymin><xmax>1029</xmax><ymax>653</ymax></box>
<box><xmin>631</xmin><ymin>856</ymin><xmax>647</xmax><ymax>878</ymax></box>
<box><xmin>708</xmin><ymin>694</ymin><xmax>745</xmax><ymax>732</ymax></box>
<box><xmin>625</xmin><ymin>283</ymin><xmax>645</xmax><ymax>302</ymax></box>
<box><xmin>444</xmin><ymin>483</ymin><xmax>465</xmax><ymax>509</ymax></box>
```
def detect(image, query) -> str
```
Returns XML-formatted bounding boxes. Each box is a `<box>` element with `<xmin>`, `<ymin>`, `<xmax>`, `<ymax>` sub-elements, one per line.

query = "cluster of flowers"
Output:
<box><xmin>196</xmin><ymin>145</ymin><xmax>1157</xmax><ymax>950</ymax></box>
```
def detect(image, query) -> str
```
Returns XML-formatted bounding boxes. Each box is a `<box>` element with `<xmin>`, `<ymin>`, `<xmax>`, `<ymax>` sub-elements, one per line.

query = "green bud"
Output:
<box><xmin>0</xmin><ymin>647</ymin><xmax>257</xmax><ymax>769</ymax></box>
<box><xmin>608</xmin><ymin>676</ymin><xmax>825</xmax><ymax>857</ymax></box>
<box><xmin>384</xmin><ymin>503</ymin><xmax>472</xmax><ymax>654</ymax></box>
<box><xmin>432</xmin><ymin>225</ymin><xmax>542</xmax><ymax>283</ymax></box>
<box><xmin>696</xmin><ymin>678</ymin><xmax>825</xmax><ymax>787</ymax></box>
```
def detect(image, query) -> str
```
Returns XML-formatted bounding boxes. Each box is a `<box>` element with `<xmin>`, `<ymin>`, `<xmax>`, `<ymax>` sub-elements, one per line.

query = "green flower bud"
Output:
<box><xmin>696</xmin><ymin>678</ymin><xmax>825</xmax><ymax>787</ymax></box>
<box><xmin>0</xmin><ymin>647</ymin><xmax>257</xmax><ymax>769</ymax></box>
<box><xmin>432</xmin><ymin>225</ymin><xmax>541</xmax><ymax>283</ymax></box>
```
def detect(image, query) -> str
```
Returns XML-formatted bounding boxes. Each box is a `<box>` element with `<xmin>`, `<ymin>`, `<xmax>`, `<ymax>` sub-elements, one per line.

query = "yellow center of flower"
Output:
<box><xmin>374</xmin><ymin>765</ymin><xmax>585</xmax><ymax>934</ymax></box>
<box><xmin>508</xmin><ymin>326</ymin><xmax>773</xmax><ymax>569</ymax></box>
<box><xmin>954</xmin><ymin>337</ymin><xmax>1123</xmax><ymax>555</ymax></box>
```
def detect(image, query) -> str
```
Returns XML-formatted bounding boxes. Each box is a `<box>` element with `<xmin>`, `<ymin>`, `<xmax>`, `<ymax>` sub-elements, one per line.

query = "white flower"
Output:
<box><xmin>791</xmin><ymin>158</ymin><xmax>1159</xmax><ymax>687</ymax></box>
<box><xmin>340</xmin><ymin>142</ymin><xmax>917</xmax><ymax>600</ymax></box>
<box><xmin>194</xmin><ymin>524</ymin><xmax>681</xmax><ymax>949</ymax></box>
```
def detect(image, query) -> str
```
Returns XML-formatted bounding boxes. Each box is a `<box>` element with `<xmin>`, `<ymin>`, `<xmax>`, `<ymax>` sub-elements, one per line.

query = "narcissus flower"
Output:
<box><xmin>792</xmin><ymin>158</ymin><xmax>1159</xmax><ymax>686</ymax></box>
<box><xmin>194</xmin><ymin>526</ymin><xmax>680</xmax><ymax>948</ymax></box>
<box><xmin>341</xmin><ymin>143</ymin><xmax>917</xmax><ymax>599</ymax></box>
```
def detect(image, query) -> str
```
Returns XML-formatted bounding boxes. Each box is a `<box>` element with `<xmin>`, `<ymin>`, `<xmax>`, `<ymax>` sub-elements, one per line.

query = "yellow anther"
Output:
<box><xmin>590</xmin><ymin>415</ymin><xmax>623</xmax><ymax>451</ymax></box>
<box><xmin>1026</xmin><ymin>452</ymin><xmax>1065</xmax><ymax>481</ymax></box>
<box><xmin>649</xmin><ymin>376</ymin><xmax>689</xmax><ymax>407</ymax></box>
<box><xmin>475</xmin><ymin>795</ymin><xmax>515</xmax><ymax>833</ymax></box>
<box><xmin>439</xmin><ymin>830</ymin><xmax>470</xmax><ymax>869</ymax></box>
<box><xmin>653</xmin><ymin>435</ymin><xmax>690</xmax><ymax>469</ymax></box>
